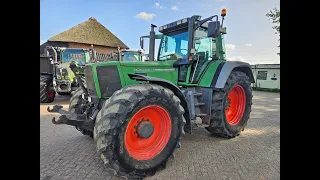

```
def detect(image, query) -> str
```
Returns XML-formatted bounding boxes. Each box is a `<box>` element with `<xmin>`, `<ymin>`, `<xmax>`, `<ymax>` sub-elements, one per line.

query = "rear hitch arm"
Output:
<box><xmin>47</xmin><ymin>105</ymin><xmax>94</xmax><ymax>130</ymax></box>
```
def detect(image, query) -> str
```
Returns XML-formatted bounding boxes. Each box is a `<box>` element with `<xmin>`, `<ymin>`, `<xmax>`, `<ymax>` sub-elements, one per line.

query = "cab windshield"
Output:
<box><xmin>61</xmin><ymin>49</ymin><xmax>86</xmax><ymax>65</ymax></box>
<box><xmin>122</xmin><ymin>52</ymin><xmax>141</xmax><ymax>62</ymax></box>
<box><xmin>158</xmin><ymin>31</ymin><xmax>188</xmax><ymax>61</ymax></box>
<box><xmin>158</xmin><ymin>28</ymin><xmax>217</xmax><ymax>61</ymax></box>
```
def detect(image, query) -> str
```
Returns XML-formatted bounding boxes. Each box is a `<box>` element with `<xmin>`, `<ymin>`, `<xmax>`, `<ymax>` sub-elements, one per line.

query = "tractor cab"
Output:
<box><xmin>119</xmin><ymin>49</ymin><xmax>144</xmax><ymax>62</ymax></box>
<box><xmin>103</xmin><ymin>49</ymin><xmax>144</xmax><ymax>62</ymax></box>
<box><xmin>56</xmin><ymin>48</ymin><xmax>91</xmax><ymax>80</ymax></box>
<box><xmin>60</xmin><ymin>48</ymin><xmax>91</xmax><ymax>66</ymax></box>
<box><xmin>140</xmin><ymin>9</ymin><xmax>227</xmax><ymax>84</ymax></box>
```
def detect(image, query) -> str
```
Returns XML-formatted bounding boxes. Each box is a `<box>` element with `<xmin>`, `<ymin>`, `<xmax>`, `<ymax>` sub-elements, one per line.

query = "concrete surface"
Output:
<box><xmin>40</xmin><ymin>91</ymin><xmax>280</xmax><ymax>180</ymax></box>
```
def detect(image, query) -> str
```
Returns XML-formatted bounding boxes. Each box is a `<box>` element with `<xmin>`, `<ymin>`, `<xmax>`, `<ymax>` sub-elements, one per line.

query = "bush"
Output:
<box><xmin>252</xmin><ymin>87</ymin><xmax>280</xmax><ymax>93</ymax></box>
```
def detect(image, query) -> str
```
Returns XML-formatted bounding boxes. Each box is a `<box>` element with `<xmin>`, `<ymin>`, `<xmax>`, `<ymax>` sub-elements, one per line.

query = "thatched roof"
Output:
<box><xmin>48</xmin><ymin>17</ymin><xmax>128</xmax><ymax>49</ymax></box>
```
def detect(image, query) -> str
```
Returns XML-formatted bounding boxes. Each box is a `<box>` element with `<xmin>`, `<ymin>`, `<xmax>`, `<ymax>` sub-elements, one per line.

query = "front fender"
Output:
<box><xmin>127</xmin><ymin>74</ymin><xmax>187</xmax><ymax>107</ymax></box>
<box><xmin>128</xmin><ymin>73</ymin><xmax>191</xmax><ymax>133</ymax></box>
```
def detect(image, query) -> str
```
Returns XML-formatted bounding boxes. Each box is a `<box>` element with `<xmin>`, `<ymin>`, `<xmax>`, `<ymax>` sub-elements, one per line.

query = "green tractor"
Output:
<box><xmin>48</xmin><ymin>9</ymin><xmax>254</xmax><ymax>179</ymax></box>
<box><xmin>54</xmin><ymin>48</ymin><xmax>92</xmax><ymax>95</ymax></box>
<box><xmin>119</xmin><ymin>49</ymin><xmax>144</xmax><ymax>62</ymax></box>
<box><xmin>40</xmin><ymin>47</ymin><xmax>95</xmax><ymax>103</ymax></box>
<box><xmin>102</xmin><ymin>48</ymin><xmax>145</xmax><ymax>62</ymax></box>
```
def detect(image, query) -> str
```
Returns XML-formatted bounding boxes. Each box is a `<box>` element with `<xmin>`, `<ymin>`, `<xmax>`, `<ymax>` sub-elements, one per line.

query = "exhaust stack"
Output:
<box><xmin>148</xmin><ymin>24</ymin><xmax>157</xmax><ymax>61</ymax></box>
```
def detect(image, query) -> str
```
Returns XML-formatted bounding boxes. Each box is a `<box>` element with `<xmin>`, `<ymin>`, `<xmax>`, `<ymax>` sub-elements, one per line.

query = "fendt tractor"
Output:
<box><xmin>40</xmin><ymin>47</ymin><xmax>96</xmax><ymax>103</ymax></box>
<box><xmin>48</xmin><ymin>9</ymin><xmax>255</xmax><ymax>179</ymax></box>
<box><xmin>102</xmin><ymin>48</ymin><xmax>145</xmax><ymax>62</ymax></box>
<box><xmin>119</xmin><ymin>49</ymin><xmax>144</xmax><ymax>62</ymax></box>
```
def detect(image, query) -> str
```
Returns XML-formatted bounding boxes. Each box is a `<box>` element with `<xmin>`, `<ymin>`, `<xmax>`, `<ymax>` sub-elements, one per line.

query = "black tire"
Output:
<box><xmin>206</xmin><ymin>71</ymin><xmax>253</xmax><ymax>138</ymax></box>
<box><xmin>68</xmin><ymin>88</ymin><xmax>93</xmax><ymax>137</ymax></box>
<box><xmin>40</xmin><ymin>75</ymin><xmax>55</xmax><ymax>103</ymax></box>
<box><xmin>94</xmin><ymin>84</ymin><xmax>185</xmax><ymax>179</ymax></box>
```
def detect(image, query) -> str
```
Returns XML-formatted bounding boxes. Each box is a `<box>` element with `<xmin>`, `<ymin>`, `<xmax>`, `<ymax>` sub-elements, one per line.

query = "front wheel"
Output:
<box><xmin>206</xmin><ymin>71</ymin><xmax>253</xmax><ymax>138</ymax></box>
<box><xmin>94</xmin><ymin>84</ymin><xmax>185</xmax><ymax>179</ymax></box>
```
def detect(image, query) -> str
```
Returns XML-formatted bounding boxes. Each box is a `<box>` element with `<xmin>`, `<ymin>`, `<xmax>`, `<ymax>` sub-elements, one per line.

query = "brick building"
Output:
<box><xmin>40</xmin><ymin>17</ymin><xmax>128</xmax><ymax>56</ymax></box>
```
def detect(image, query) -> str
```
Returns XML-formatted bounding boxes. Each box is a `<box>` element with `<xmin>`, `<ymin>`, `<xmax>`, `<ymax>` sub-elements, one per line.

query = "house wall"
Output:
<box><xmin>68</xmin><ymin>42</ymin><xmax>117</xmax><ymax>55</ymax></box>
<box><xmin>40</xmin><ymin>41</ymin><xmax>68</xmax><ymax>55</ymax></box>
<box><xmin>40</xmin><ymin>41</ymin><xmax>118</xmax><ymax>56</ymax></box>
<box><xmin>251</xmin><ymin>67</ymin><xmax>280</xmax><ymax>89</ymax></box>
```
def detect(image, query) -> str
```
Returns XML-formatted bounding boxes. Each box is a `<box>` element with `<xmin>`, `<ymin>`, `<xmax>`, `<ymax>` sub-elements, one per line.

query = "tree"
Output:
<box><xmin>266</xmin><ymin>8</ymin><xmax>280</xmax><ymax>55</ymax></box>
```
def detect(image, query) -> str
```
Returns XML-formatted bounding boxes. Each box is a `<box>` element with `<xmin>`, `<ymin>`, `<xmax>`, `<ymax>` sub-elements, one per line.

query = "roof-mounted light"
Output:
<box><xmin>181</xmin><ymin>18</ymin><xmax>188</xmax><ymax>23</ymax></box>
<box><xmin>158</xmin><ymin>17</ymin><xmax>190</xmax><ymax>32</ymax></box>
<box><xmin>221</xmin><ymin>8</ymin><xmax>227</xmax><ymax>17</ymax></box>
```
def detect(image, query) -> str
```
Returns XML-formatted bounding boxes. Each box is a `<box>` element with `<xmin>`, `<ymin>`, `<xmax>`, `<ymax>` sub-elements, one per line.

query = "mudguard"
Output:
<box><xmin>211</xmin><ymin>61</ymin><xmax>255</xmax><ymax>88</ymax></box>
<box><xmin>128</xmin><ymin>73</ymin><xmax>192</xmax><ymax>133</ymax></box>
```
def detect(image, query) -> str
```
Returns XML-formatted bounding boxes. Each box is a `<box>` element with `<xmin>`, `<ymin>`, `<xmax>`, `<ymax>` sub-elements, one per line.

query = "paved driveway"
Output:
<box><xmin>40</xmin><ymin>91</ymin><xmax>280</xmax><ymax>180</ymax></box>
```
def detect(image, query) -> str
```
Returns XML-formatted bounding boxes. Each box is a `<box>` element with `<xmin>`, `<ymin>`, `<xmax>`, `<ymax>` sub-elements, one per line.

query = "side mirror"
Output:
<box><xmin>140</xmin><ymin>37</ymin><xmax>144</xmax><ymax>49</ymax></box>
<box><xmin>69</xmin><ymin>61</ymin><xmax>78</xmax><ymax>73</ymax></box>
<box><xmin>207</xmin><ymin>21</ymin><xmax>221</xmax><ymax>38</ymax></box>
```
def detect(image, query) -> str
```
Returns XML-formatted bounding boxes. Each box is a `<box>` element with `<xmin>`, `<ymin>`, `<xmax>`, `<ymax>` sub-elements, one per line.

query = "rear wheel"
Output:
<box><xmin>68</xmin><ymin>88</ymin><xmax>93</xmax><ymax>137</ymax></box>
<box><xmin>94</xmin><ymin>84</ymin><xmax>185</xmax><ymax>179</ymax></box>
<box><xmin>40</xmin><ymin>75</ymin><xmax>55</xmax><ymax>103</ymax></box>
<box><xmin>206</xmin><ymin>71</ymin><xmax>253</xmax><ymax>138</ymax></box>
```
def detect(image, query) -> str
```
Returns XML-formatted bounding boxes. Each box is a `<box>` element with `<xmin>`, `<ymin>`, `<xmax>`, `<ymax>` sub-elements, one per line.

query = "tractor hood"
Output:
<box><xmin>85</xmin><ymin>60</ymin><xmax>178</xmax><ymax>98</ymax></box>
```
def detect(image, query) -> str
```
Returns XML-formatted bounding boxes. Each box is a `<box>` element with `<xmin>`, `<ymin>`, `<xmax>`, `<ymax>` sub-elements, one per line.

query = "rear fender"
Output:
<box><xmin>211</xmin><ymin>61</ymin><xmax>255</xmax><ymax>88</ymax></box>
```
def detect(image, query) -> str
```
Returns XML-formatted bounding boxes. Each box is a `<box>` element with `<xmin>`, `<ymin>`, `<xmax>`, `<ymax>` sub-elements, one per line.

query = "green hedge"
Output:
<box><xmin>252</xmin><ymin>87</ymin><xmax>280</xmax><ymax>93</ymax></box>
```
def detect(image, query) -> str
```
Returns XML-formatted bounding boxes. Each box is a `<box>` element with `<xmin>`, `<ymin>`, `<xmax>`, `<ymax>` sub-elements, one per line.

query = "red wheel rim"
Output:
<box><xmin>47</xmin><ymin>91</ymin><xmax>54</xmax><ymax>97</ymax></box>
<box><xmin>125</xmin><ymin>105</ymin><xmax>172</xmax><ymax>161</ymax></box>
<box><xmin>225</xmin><ymin>85</ymin><xmax>246</xmax><ymax>126</ymax></box>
